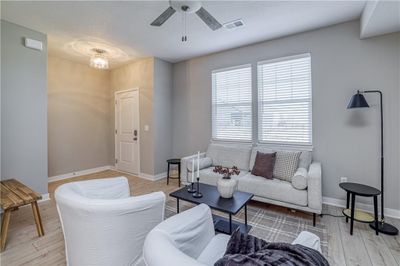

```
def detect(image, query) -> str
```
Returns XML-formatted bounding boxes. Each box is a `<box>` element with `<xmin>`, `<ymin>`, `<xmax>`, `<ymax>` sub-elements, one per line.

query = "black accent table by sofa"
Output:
<box><xmin>339</xmin><ymin>182</ymin><xmax>380</xmax><ymax>235</ymax></box>
<box><xmin>170</xmin><ymin>183</ymin><xmax>253</xmax><ymax>235</ymax></box>
<box><xmin>166</xmin><ymin>159</ymin><xmax>181</xmax><ymax>187</ymax></box>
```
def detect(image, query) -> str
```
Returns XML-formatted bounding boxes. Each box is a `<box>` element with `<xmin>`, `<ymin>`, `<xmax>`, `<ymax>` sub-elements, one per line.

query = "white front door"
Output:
<box><xmin>115</xmin><ymin>90</ymin><xmax>140</xmax><ymax>174</ymax></box>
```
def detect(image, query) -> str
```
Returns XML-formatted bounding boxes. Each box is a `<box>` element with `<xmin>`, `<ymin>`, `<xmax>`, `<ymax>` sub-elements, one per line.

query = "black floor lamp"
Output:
<box><xmin>347</xmin><ymin>90</ymin><xmax>398</xmax><ymax>235</ymax></box>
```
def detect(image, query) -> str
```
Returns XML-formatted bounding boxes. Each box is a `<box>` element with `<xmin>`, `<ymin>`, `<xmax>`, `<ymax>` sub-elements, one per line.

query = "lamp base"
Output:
<box><xmin>369</xmin><ymin>221</ymin><xmax>399</xmax><ymax>236</ymax></box>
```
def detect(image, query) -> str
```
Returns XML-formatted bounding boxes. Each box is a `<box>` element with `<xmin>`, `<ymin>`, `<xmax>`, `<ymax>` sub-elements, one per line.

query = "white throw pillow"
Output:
<box><xmin>273</xmin><ymin>151</ymin><xmax>301</xmax><ymax>181</ymax></box>
<box><xmin>292</xmin><ymin>167</ymin><xmax>308</xmax><ymax>190</ymax></box>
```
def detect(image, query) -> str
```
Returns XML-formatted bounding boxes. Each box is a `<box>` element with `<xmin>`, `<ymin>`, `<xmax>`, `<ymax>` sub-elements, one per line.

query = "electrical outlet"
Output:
<box><xmin>340</xmin><ymin>177</ymin><xmax>348</xmax><ymax>183</ymax></box>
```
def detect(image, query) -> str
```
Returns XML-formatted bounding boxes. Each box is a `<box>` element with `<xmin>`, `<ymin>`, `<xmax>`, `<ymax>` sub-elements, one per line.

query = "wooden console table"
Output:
<box><xmin>0</xmin><ymin>179</ymin><xmax>44</xmax><ymax>251</ymax></box>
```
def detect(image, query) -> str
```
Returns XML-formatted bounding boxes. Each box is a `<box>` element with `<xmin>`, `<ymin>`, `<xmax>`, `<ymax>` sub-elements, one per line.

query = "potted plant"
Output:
<box><xmin>213</xmin><ymin>166</ymin><xmax>240</xmax><ymax>198</ymax></box>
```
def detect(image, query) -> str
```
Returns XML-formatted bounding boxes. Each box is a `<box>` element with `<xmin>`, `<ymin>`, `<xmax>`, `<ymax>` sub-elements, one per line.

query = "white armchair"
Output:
<box><xmin>144</xmin><ymin>204</ymin><xmax>229</xmax><ymax>266</ymax></box>
<box><xmin>143</xmin><ymin>204</ymin><xmax>322</xmax><ymax>266</ymax></box>
<box><xmin>55</xmin><ymin>177</ymin><xmax>165</xmax><ymax>266</ymax></box>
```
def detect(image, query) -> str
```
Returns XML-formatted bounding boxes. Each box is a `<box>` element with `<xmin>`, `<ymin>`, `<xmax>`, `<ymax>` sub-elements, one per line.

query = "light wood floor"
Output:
<box><xmin>0</xmin><ymin>170</ymin><xmax>399</xmax><ymax>266</ymax></box>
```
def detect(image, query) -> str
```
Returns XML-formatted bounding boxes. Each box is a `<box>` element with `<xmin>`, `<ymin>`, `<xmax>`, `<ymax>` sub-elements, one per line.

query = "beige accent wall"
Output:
<box><xmin>48</xmin><ymin>56</ymin><xmax>112</xmax><ymax>176</ymax></box>
<box><xmin>110</xmin><ymin>58</ymin><xmax>155</xmax><ymax>175</ymax></box>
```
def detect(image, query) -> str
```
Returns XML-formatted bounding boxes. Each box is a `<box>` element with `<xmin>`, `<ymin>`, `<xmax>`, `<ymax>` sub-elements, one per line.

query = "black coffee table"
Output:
<box><xmin>170</xmin><ymin>183</ymin><xmax>253</xmax><ymax>235</ymax></box>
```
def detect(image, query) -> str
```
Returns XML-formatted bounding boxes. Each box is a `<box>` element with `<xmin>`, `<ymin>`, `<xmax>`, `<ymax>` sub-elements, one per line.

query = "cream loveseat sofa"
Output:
<box><xmin>181</xmin><ymin>143</ymin><xmax>322</xmax><ymax>225</ymax></box>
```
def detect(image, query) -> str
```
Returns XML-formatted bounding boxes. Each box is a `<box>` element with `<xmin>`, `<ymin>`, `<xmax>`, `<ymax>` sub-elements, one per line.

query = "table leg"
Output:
<box><xmin>178</xmin><ymin>163</ymin><xmax>181</xmax><ymax>187</ymax></box>
<box><xmin>346</xmin><ymin>191</ymin><xmax>350</xmax><ymax>223</ymax></box>
<box><xmin>0</xmin><ymin>209</ymin><xmax>11</xmax><ymax>251</ymax></box>
<box><xmin>177</xmin><ymin>198</ymin><xmax>180</xmax><ymax>213</ymax></box>
<box><xmin>167</xmin><ymin>163</ymin><xmax>170</xmax><ymax>185</ymax></box>
<box><xmin>31</xmin><ymin>201</ymin><xmax>44</xmax><ymax>237</ymax></box>
<box><xmin>229</xmin><ymin>214</ymin><xmax>232</xmax><ymax>234</ymax></box>
<box><xmin>245</xmin><ymin>204</ymin><xmax>248</xmax><ymax>228</ymax></box>
<box><xmin>350</xmin><ymin>193</ymin><xmax>355</xmax><ymax>235</ymax></box>
<box><xmin>373</xmin><ymin>195</ymin><xmax>379</xmax><ymax>236</ymax></box>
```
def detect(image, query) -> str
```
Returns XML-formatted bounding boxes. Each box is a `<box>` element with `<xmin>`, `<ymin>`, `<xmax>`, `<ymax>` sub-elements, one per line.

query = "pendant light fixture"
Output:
<box><xmin>90</xmin><ymin>48</ymin><xmax>109</xmax><ymax>69</ymax></box>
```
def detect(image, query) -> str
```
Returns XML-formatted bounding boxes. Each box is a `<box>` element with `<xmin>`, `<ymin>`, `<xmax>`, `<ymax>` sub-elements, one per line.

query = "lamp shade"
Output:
<box><xmin>347</xmin><ymin>92</ymin><xmax>369</xmax><ymax>109</ymax></box>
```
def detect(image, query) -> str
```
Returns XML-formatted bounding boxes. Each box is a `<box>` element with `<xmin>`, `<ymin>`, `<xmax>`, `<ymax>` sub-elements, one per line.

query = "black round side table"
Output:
<box><xmin>339</xmin><ymin>182</ymin><xmax>380</xmax><ymax>235</ymax></box>
<box><xmin>167</xmin><ymin>159</ymin><xmax>181</xmax><ymax>187</ymax></box>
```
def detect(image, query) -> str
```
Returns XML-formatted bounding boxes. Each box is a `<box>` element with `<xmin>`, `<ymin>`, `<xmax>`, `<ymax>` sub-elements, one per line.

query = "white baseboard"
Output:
<box><xmin>323</xmin><ymin>196</ymin><xmax>400</xmax><ymax>219</ymax></box>
<box><xmin>48</xmin><ymin>165</ymin><xmax>168</xmax><ymax>183</ymax></box>
<box><xmin>40</xmin><ymin>193</ymin><xmax>50</xmax><ymax>202</ymax></box>
<box><xmin>48</xmin><ymin>166</ymin><xmax>113</xmax><ymax>183</ymax></box>
<box><xmin>139</xmin><ymin>172</ymin><xmax>167</xmax><ymax>181</ymax></box>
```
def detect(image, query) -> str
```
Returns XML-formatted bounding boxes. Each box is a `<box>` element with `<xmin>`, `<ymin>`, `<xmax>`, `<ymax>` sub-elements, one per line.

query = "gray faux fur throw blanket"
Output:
<box><xmin>214</xmin><ymin>229</ymin><xmax>329</xmax><ymax>266</ymax></box>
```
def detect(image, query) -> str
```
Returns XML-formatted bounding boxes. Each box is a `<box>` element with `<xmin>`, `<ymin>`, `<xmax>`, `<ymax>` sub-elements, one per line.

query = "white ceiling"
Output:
<box><xmin>361</xmin><ymin>0</ymin><xmax>400</xmax><ymax>38</ymax></box>
<box><xmin>2</xmin><ymin>1</ymin><xmax>367</xmax><ymax>67</ymax></box>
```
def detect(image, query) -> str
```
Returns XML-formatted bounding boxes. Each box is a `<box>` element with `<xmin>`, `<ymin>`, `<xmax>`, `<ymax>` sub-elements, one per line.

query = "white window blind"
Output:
<box><xmin>212</xmin><ymin>65</ymin><xmax>252</xmax><ymax>141</ymax></box>
<box><xmin>257</xmin><ymin>54</ymin><xmax>312</xmax><ymax>145</ymax></box>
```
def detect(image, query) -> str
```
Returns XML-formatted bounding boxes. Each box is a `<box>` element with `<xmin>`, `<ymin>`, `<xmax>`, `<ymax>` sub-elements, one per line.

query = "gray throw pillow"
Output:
<box><xmin>251</xmin><ymin>151</ymin><xmax>276</xmax><ymax>179</ymax></box>
<box><xmin>273</xmin><ymin>151</ymin><xmax>301</xmax><ymax>182</ymax></box>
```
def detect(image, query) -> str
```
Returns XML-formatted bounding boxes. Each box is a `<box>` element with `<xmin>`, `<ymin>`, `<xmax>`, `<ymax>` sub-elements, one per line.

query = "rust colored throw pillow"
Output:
<box><xmin>251</xmin><ymin>151</ymin><xmax>276</xmax><ymax>179</ymax></box>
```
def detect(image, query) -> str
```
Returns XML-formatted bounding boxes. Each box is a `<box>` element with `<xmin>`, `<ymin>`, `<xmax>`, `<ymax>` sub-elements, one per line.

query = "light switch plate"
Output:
<box><xmin>340</xmin><ymin>177</ymin><xmax>348</xmax><ymax>183</ymax></box>
<box><xmin>144</xmin><ymin>125</ymin><xmax>149</xmax><ymax>131</ymax></box>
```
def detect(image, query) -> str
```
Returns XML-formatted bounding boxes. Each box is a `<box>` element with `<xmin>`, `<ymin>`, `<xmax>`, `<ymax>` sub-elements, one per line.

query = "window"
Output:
<box><xmin>257</xmin><ymin>54</ymin><xmax>312</xmax><ymax>145</ymax></box>
<box><xmin>212</xmin><ymin>65</ymin><xmax>252</xmax><ymax>141</ymax></box>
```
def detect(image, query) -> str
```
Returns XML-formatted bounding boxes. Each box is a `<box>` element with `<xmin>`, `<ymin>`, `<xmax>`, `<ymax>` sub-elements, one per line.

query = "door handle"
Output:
<box><xmin>134</xmin><ymin>130</ymin><xmax>138</xmax><ymax>136</ymax></box>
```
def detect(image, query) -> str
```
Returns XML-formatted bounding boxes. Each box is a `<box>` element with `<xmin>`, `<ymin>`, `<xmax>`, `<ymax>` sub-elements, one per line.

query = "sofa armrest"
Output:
<box><xmin>180</xmin><ymin>153</ymin><xmax>206</xmax><ymax>184</ymax></box>
<box><xmin>307</xmin><ymin>162</ymin><xmax>322</xmax><ymax>213</ymax></box>
<box><xmin>187</xmin><ymin>157</ymin><xmax>213</xmax><ymax>172</ymax></box>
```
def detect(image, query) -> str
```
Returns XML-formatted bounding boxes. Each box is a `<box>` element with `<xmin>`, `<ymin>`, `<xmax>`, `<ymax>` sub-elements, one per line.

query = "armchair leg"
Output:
<box><xmin>313</xmin><ymin>213</ymin><xmax>316</xmax><ymax>226</ymax></box>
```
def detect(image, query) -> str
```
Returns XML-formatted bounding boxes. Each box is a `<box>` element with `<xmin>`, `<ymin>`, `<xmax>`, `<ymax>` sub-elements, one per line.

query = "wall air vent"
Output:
<box><xmin>223</xmin><ymin>19</ymin><xmax>245</xmax><ymax>30</ymax></box>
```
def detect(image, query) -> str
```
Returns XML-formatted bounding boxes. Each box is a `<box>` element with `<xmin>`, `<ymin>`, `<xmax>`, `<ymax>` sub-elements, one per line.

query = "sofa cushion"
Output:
<box><xmin>199</xmin><ymin>167</ymin><xmax>248</xmax><ymax>186</ymax></box>
<box><xmin>273</xmin><ymin>151</ymin><xmax>301</xmax><ymax>181</ymax></box>
<box><xmin>292</xmin><ymin>168</ymin><xmax>308</xmax><ymax>190</ymax></box>
<box><xmin>187</xmin><ymin>157</ymin><xmax>213</xmax><ymax>172</ymax></box>
<box><xmin>251</xmin><ymin>151</ymin><xmax>276</xmax><ymax>179</ymax></box>
<box><xmin>249</xmin><ymin>147</ymin><xmax>312</xmax><ymax>172</ymax></box>
<box><xmin>197</xmin><ymin>234</ymin><xmax>230</xmax><ymax>265</ymax></box>
<box><xmin>238</xmin><ymin>174</ymin><xmax>308</xmax><ymax>206</ymax></box>
<box><xmin>298</xmin><ymin>151</ymin><xmax>312</xmax><ymax>170</ymax></box>
<box><xmin>206</xmin><ymin>143</ymin><xmax>252</xmax><ymax>171</ymax></box>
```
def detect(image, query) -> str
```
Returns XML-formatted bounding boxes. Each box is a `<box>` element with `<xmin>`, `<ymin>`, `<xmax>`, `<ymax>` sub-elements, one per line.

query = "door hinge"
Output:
<box><xmin>115</xmin><ymin>159</ymin><xmax>118</xmax><ymax>164</ymax></box>
<box><xmin>115</xmin><ymin>100</ymin><xmax>117</xmax><ymax>105</ymax></box>
<box><xmin>115</xmin><ymin>129</ymin><xmax>117</xmax><ymax>134</ymax></box>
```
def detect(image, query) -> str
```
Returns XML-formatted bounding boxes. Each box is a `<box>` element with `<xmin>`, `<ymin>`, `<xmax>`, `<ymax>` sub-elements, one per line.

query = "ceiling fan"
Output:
<box><xmin>150</xmin><ymin>0</ymin><xmax>222</xmax><ymax>41</ymax></box>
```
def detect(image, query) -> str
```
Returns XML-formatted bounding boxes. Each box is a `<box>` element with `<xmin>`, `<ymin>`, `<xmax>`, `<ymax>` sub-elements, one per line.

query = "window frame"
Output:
<box><xmin>257</xmin><ymin>53</ymin><xmax>313</xmax><ymax>147</ymax></box>
<box><xmin>211</xmin><ymin>63</ymin><xmax>253</xmax><ymax>143</ymax></box>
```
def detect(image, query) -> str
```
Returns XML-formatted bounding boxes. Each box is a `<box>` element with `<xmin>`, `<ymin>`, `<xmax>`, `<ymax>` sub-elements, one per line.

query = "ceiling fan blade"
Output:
<box><xmin>195</xmin><ymin>7</ymin><xmax>222</xmax><ymax>31</ymax></box>
<box><xmin>150</xmin><ymin>6</ymin><xmax>176</xmax><ymax>26</ymax></box>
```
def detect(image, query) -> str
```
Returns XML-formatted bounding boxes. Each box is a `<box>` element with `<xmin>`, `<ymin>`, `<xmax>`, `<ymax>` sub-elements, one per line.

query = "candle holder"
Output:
<box><xmin>187</xmin><ymin>182</ymin><xmax>196</xmax><ymax>193</ymax></box>
<box><xmin>192</xmin><ymin>177</ymin><xmax>203</xmax><ymax>198</ymax></box>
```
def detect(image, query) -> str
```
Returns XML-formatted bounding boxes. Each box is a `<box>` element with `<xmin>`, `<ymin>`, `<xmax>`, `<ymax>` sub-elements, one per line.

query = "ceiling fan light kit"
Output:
<box><xmin>151</xmin><ymin>0</ymin><xmax>223</xmax><ymax>42</ymax></box>
<box><xmin>89</xmin><ymin>48</ymin><xmax>109</xmax><ymax>69</ymax></box>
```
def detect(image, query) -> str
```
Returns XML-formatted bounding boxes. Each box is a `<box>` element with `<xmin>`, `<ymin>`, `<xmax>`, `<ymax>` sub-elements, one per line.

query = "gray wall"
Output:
<box><xmin>48</xmin><ymin>56</ymin><xmax>112</xmax><ymax>176</ymax></box>
<box><xmin>153</xmin><ymin>58</ymin><xmax>173</xmax><ymax>175</ymax></box>
<box><xmin>1</xmin><ymin>20</ymin><xmax>48</xmax><ymax>194</ymax></box>
<box><xmin>172</xmin><ymin>21</ymin><xmax>400</xmax><ymax>210</ymax></box>
<box><xmin>110</xmin><ymin>58</ymin><xmax>155</xmax><ymax>175</ymax></box>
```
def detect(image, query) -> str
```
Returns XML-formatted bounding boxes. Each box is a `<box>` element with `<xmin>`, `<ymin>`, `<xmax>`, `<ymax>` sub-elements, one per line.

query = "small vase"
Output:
<box><xmin>217</xmin><ymin>178</ymin><xmax>237</xmax><ymax>198</ymax></box>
